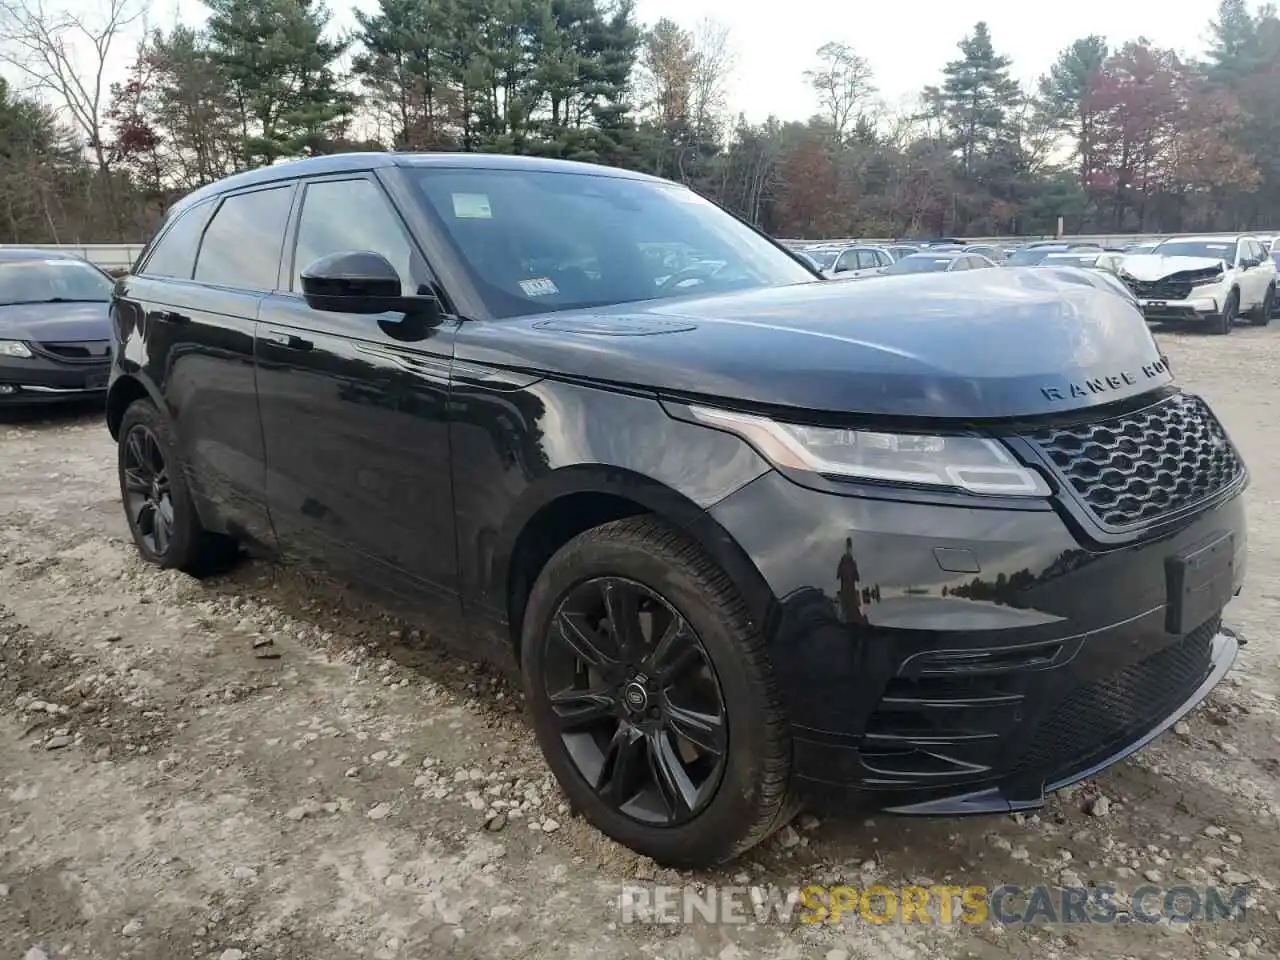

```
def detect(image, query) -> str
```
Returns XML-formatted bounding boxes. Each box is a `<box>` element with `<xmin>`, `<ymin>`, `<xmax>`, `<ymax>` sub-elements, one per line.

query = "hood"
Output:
<box><xmin>0</xmin><ymin>300</ymin><xmax>112</xmax><ymax>342</ymax></box>
<box><xmin>456</xmin><ymin>270</ymin><xmax>1173</xmax><ymax>420</ymax></box>
<box><xmin>1119</xmin><ymin>254</ymin><xmax>1227</xmax><ymax>282</ymax></box>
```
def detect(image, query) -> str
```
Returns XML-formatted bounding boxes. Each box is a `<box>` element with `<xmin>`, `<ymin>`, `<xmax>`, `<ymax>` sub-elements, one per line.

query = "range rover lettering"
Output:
<box><xmin>106</xmin><ymin>154</ymin><xmax>1248</xmax><ymax>867</ymax></box>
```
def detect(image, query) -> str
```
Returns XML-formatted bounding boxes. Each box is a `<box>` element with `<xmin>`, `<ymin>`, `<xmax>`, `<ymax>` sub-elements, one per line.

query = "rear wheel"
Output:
<box><xmin>1211</xmin><ymin>291</ymin><xmax>1238</xmax><ymax>335</ymax></box>
<box><xmin>118</xmin><ymin>399</ymin><xmax>237</xmax><ymax>575</ymax></box>
<box><xmin>521</xmin><ymin>516</ymin><xmax>793</xmax><ymax>867</ymax></box>
<box><xmin>1250</xmin><ymin>285</ymin><xmax>1275</xmax><ymax>326</ymax></box>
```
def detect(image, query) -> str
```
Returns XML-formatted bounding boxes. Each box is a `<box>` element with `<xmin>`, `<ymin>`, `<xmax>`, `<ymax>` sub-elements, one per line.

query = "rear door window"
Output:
<box><xmin>194</xmin><ymin>186</ymin><xmax>294</xmax><ymax>292</ymax></box>
<box><xmin>139</xmin><ymin>201</ymin><xmax>215</xmax><ymax>280</ymax></box>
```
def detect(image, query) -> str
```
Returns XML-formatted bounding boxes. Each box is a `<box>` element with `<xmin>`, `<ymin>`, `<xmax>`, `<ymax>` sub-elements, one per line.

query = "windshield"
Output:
<box><xmin>1006</xmin><ymin>247</ymin><xmax>1057</xmax><ymax>266</ymax></box>
<box><xmin>0</xmin><ymin>258</ymin><xmax>113</xmax><ymax>306</ymax></box>
<box><xmin>1152</xmin><ymin>240</ymin><xmax>1238</xmax><ymax>263</ymax></box>
<box><xmin>408</xmin><ymin>169</ymin><xmax>815</xmax><ymax>317</ymax></box>
<box><xmin>1043</xmin><ymin>254</ymin><xmax>1098</xmax><ymax>268</ymax></box>
<box><xmin>883</xmin><ymin>255</ymin><xmax>954</xmax><ymax>275</ymax></box>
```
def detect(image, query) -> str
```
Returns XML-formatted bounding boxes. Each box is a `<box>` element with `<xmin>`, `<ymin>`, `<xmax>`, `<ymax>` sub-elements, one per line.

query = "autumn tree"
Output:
<box><xmin>1204</xmin><ymin>0</ymin><xmax>1280</xmax><ymax>225</ymax></box>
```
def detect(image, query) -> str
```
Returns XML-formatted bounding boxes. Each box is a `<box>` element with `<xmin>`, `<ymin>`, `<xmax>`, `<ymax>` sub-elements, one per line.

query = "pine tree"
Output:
<box><xmin>205</xmin><ymin>0</ymin><xmax>352</xmax><ymax>166</ymax></box>
<box><xmin>939</xmin><ymin>22</ymin><xmax>1023</xmax><ymax>176</ymax></box>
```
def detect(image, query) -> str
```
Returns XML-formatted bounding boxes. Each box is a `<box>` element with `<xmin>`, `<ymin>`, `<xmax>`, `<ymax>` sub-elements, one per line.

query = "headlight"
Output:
<box><xmin>0</xmin><ymin>340</ymin><xmax>33</xmax><ymax>358</ymax></box>
<box><xmin>688</xmin><ymin>405</ymin><xmax>1051</xmax><ymax>497</ymax></box>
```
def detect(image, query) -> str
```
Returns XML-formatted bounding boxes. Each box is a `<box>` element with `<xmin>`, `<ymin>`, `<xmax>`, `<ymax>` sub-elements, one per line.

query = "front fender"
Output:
<box><xmin>451</xmin><ymin>375</ymin><xmax>775</xmax><ymax>632</ymax></box>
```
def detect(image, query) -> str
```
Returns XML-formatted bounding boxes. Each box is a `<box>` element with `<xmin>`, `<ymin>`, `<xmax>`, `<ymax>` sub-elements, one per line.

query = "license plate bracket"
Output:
<box><xmin>85</xmin><ymin>371</ymin><xmax>108</xmax><ymax>390</ymax></box>
<box><xmin>1166</xmin><ymin>531</ymin><xmax>1235</xmax><ymax>634</ymax></box>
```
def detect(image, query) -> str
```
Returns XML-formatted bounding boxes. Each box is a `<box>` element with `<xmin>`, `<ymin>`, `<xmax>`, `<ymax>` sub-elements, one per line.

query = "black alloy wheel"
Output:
<box><xmin>543</xmin><ymin>575</ymin><xmax>727</xmax><ymax>825</ymax></box>
<box><xmin>522</xmin><ymin>516</ymin><xmax>794</xmax><ymax>867</ymax></box>
<box><xmin>116</xmin><ymin>398</ymin><xmax>238</xmax><ymax>574</ymax></box>
<box><xmin>122</xmin><ymin>423</ymin><xmax>176</xmax><ymax>557</ymax></box>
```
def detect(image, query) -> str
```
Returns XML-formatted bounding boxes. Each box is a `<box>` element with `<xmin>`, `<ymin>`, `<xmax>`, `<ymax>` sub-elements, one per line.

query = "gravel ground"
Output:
<box><xmin>3</xmin><ymin>327</ymin><xmax>1280</xmax><ymax>960</ymax></box>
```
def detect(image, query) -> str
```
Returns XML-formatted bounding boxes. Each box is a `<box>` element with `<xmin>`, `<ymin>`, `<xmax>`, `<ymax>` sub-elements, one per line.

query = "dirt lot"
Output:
<box><xmin>3</xmin><ymin>327</ymin><xmax>1280</xmax><ymax>960</ymax></box>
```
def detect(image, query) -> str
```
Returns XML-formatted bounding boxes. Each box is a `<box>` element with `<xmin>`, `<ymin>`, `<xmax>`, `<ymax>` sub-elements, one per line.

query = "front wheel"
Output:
<box><xmin>117</xmin><ymin>399</ymin><xmax>237</xmax><ymax>575</ymax></box>
<box><xmin>521</xmin><ymin>517</ymin><xmax>793</xmax><ymax>867</ymax></box>
<box><xmin>1211</xmin><ymin>291</ymin><xmax>1237</xmax><ymax>335</ymax></box>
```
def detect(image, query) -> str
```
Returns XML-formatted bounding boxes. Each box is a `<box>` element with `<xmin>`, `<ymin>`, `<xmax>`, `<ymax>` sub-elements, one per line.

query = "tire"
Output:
<box><xmin>117</xmin><ymin>398</ymin><xmax>238</xmax><ymax>575</ymax></box>
<box><xmin>521</xmin><ymin>516</ymin><xmax>794</xmax><ymax>867</ymax></box>
<box><xmin>1250</xmin><ymin>285</ymin><xmax>1275</xmax><ymax>326</ymax></box>
<box><xmin>1211</xmin><ymin>291</ymin><xmax>1238</xmax><ymax>335</ymax></box>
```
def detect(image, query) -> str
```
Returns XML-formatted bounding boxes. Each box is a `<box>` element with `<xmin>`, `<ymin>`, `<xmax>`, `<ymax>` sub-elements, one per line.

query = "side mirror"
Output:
<box><xmin>300</xmin><ymin>251</ymin><xmax>440</xmax><ymax>323</ymax></box>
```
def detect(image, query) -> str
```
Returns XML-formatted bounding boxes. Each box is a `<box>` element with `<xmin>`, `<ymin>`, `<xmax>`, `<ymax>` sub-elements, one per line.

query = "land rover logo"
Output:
<box><xmin>623</xmin><ymin>681</ymin><xmax>649</xmax><ymax>712</ymax></box>
<box><xmin>1039</xmin><ymin>357</ymin><xmax>1171</xmax><ymax>402</ymax></box>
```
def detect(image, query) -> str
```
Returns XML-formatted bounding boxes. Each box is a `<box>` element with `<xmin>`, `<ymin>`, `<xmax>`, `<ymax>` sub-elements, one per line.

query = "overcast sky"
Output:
<box><xmin>131</xmin><ymin>0</ymin><xmax>1224</xmax><ymax>123</ymax></box>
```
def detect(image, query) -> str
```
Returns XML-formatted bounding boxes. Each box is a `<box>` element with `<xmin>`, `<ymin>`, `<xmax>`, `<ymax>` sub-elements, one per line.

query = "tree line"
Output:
<box><xmin>0</xmin><ymin>0</ymin><xmax>1275</xmax><ymax>244</ymax></box>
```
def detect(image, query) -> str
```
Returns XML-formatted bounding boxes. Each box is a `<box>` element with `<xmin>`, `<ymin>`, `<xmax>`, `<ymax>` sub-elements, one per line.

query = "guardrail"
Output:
<box><xmin>781</xmin><ymin>230</ymin><xmax>1280</xmax><ymax>248</ymax></box>
<box><xmin>0</xmin><ymin>243</ymin><xmax>143</xmax><ymax>272</ymax></box>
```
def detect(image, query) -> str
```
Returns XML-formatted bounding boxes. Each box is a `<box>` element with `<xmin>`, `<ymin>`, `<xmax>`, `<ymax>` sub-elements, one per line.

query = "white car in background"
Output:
<box><xmin>821</xmin><ymin>245</ymin><xmax>895</xmax><ymax>280</ymax></box>
<box><xmin>1117</xmin><ymin>235</ymin><xmax>1277</xmax><ymax>334</ymax></box>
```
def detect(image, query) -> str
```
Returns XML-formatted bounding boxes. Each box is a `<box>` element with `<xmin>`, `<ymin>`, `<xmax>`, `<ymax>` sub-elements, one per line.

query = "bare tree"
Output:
<box><xmin>804</xmin><ymin>41</ymin><xmax>876</xmax><ymax>142</ymax></box>
<box><xmin>0</xmin><ymin>0</ymin><xmax>143</xmax><ymax>175</ymax></box>
<box><xmin>689</xmin><ymin>17</ymin><xmax>734</xmax><ymax>144</ymax></box>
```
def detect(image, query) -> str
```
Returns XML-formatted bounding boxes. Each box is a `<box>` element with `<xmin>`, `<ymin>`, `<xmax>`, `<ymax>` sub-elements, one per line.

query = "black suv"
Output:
<box><xmin>106</xmin><ymin>153</ymin><xmax>1248</xmax><ymax>867</ymax></box>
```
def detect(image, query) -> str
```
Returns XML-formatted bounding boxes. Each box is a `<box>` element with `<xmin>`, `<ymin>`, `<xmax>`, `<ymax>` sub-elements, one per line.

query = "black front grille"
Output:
<box><xmin>1013</xmin><ymin>617</ymin><xmax>1218</xmax><ymax>782</ymax></box>
<box><xmin>1025</xmin><ymin>393</ymin><xmax>1244</xmax><ymax>530</ymax></box>
<box><xmin>36</xmin><ymin>341</ymin><xmax>111</xmax><ymax>363</ymax></box>
<box><xmin>1123</xmin><ymin>277</ymin><xmax>1194</xmax><ymax>300</ymax></box>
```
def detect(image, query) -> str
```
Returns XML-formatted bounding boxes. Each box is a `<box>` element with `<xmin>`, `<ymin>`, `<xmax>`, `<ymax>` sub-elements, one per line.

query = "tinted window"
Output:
<box><xmin>409</xmin><ymin>168</ymin><xmax>815</xmax><ymax>318</ymax></box>
<box><xmin>949</xmin><ymin>258</ymin><xmax>968</xmax><ymax>272</ymax></box>
<box><xmin>855</xmin><ymin>250</ymin><xmax>876</xmax><ymax>270</ymax></box>
<box><xmin>0</xmin><ymin>258</ymin><xmax>114</xmax><ymax>305</ymax></box>
<box><xmin>291</xmin><ymin>178</ymin><xmax>415</xmax><ymax>292</ymax></box>
<box><xmin>194</xmin><ymin>186</ymin><xmax>293</xmax><ymax>291</ymax></box>
<box><xmin>140</xmin><ymin>201</ymin><xmax>214</xmax><ymax>279</ymax></box>
<box><xmin>969</xmin><ymin>256</ymin><xmax>993</xmax><ymax>269</ymax></box>
<box><xmin>834</xmin><ymin>250</ymin><xmax>857</xmax><ymax>273</ymax></box>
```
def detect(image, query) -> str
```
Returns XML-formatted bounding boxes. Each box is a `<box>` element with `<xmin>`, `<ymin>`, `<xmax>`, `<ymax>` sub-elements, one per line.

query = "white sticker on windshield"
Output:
<box><xmin>452</xmin><ymin>193</ymin><xmax>492</xmax><ymax>219</ymax></box>
<box><xmin>1205</xmin><ymin>244</ymin><xmax>1228</xmax><ymax>249</ymax></box>
<box><xmin>519</xmin><ymin>277</ymin><xmax>559</xmax><ymax>297</ymax></box>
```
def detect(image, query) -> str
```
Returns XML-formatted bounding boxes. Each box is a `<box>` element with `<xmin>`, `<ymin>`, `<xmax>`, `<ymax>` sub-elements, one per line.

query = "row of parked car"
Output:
<box><xmin>786</xmin><ymin>234</ymin><xmax>1280</xmax><ymax>334</ymax></box>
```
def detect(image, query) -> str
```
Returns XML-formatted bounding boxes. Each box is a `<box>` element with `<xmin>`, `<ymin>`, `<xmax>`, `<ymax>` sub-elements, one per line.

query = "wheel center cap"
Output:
<box><xmin>622</xmin><ymin>681</ymin><xmax>649</xmax><ymax>713</ymax></box>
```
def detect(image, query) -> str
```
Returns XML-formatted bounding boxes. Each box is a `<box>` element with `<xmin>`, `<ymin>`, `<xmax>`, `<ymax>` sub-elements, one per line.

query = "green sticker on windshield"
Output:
<box><xmin>452</xmin><ymin>193</ymin><xmax>492</xmax><ymax>219</ymax></box>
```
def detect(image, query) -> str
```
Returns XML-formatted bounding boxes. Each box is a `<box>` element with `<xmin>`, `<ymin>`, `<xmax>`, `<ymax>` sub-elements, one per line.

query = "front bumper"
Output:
<box><xmin>1138</xmin><ymin>296</ymin><xmax>1221</xmax><ymax>323</ymax></box>
<box><xmin>0</xmin><ymin>353</ymin><xmax>110</xmax><ymax>403</ymax></box>
<box><xmin>708</xmin><ymin>468</ymin><xmax>1247</xmax><ymax>815</ymax></box>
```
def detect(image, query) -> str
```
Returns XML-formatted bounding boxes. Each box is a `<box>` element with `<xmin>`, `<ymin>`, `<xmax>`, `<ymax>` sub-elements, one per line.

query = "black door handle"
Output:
<box><xmin>153</xmin><ymin>309</ymin><xmax>188</xmax><ymax>323</ymax></box>
<box><xmin>260</xmin><ymin>329</ymin><xmax>313</xmax><ymax>351</ymax></box>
